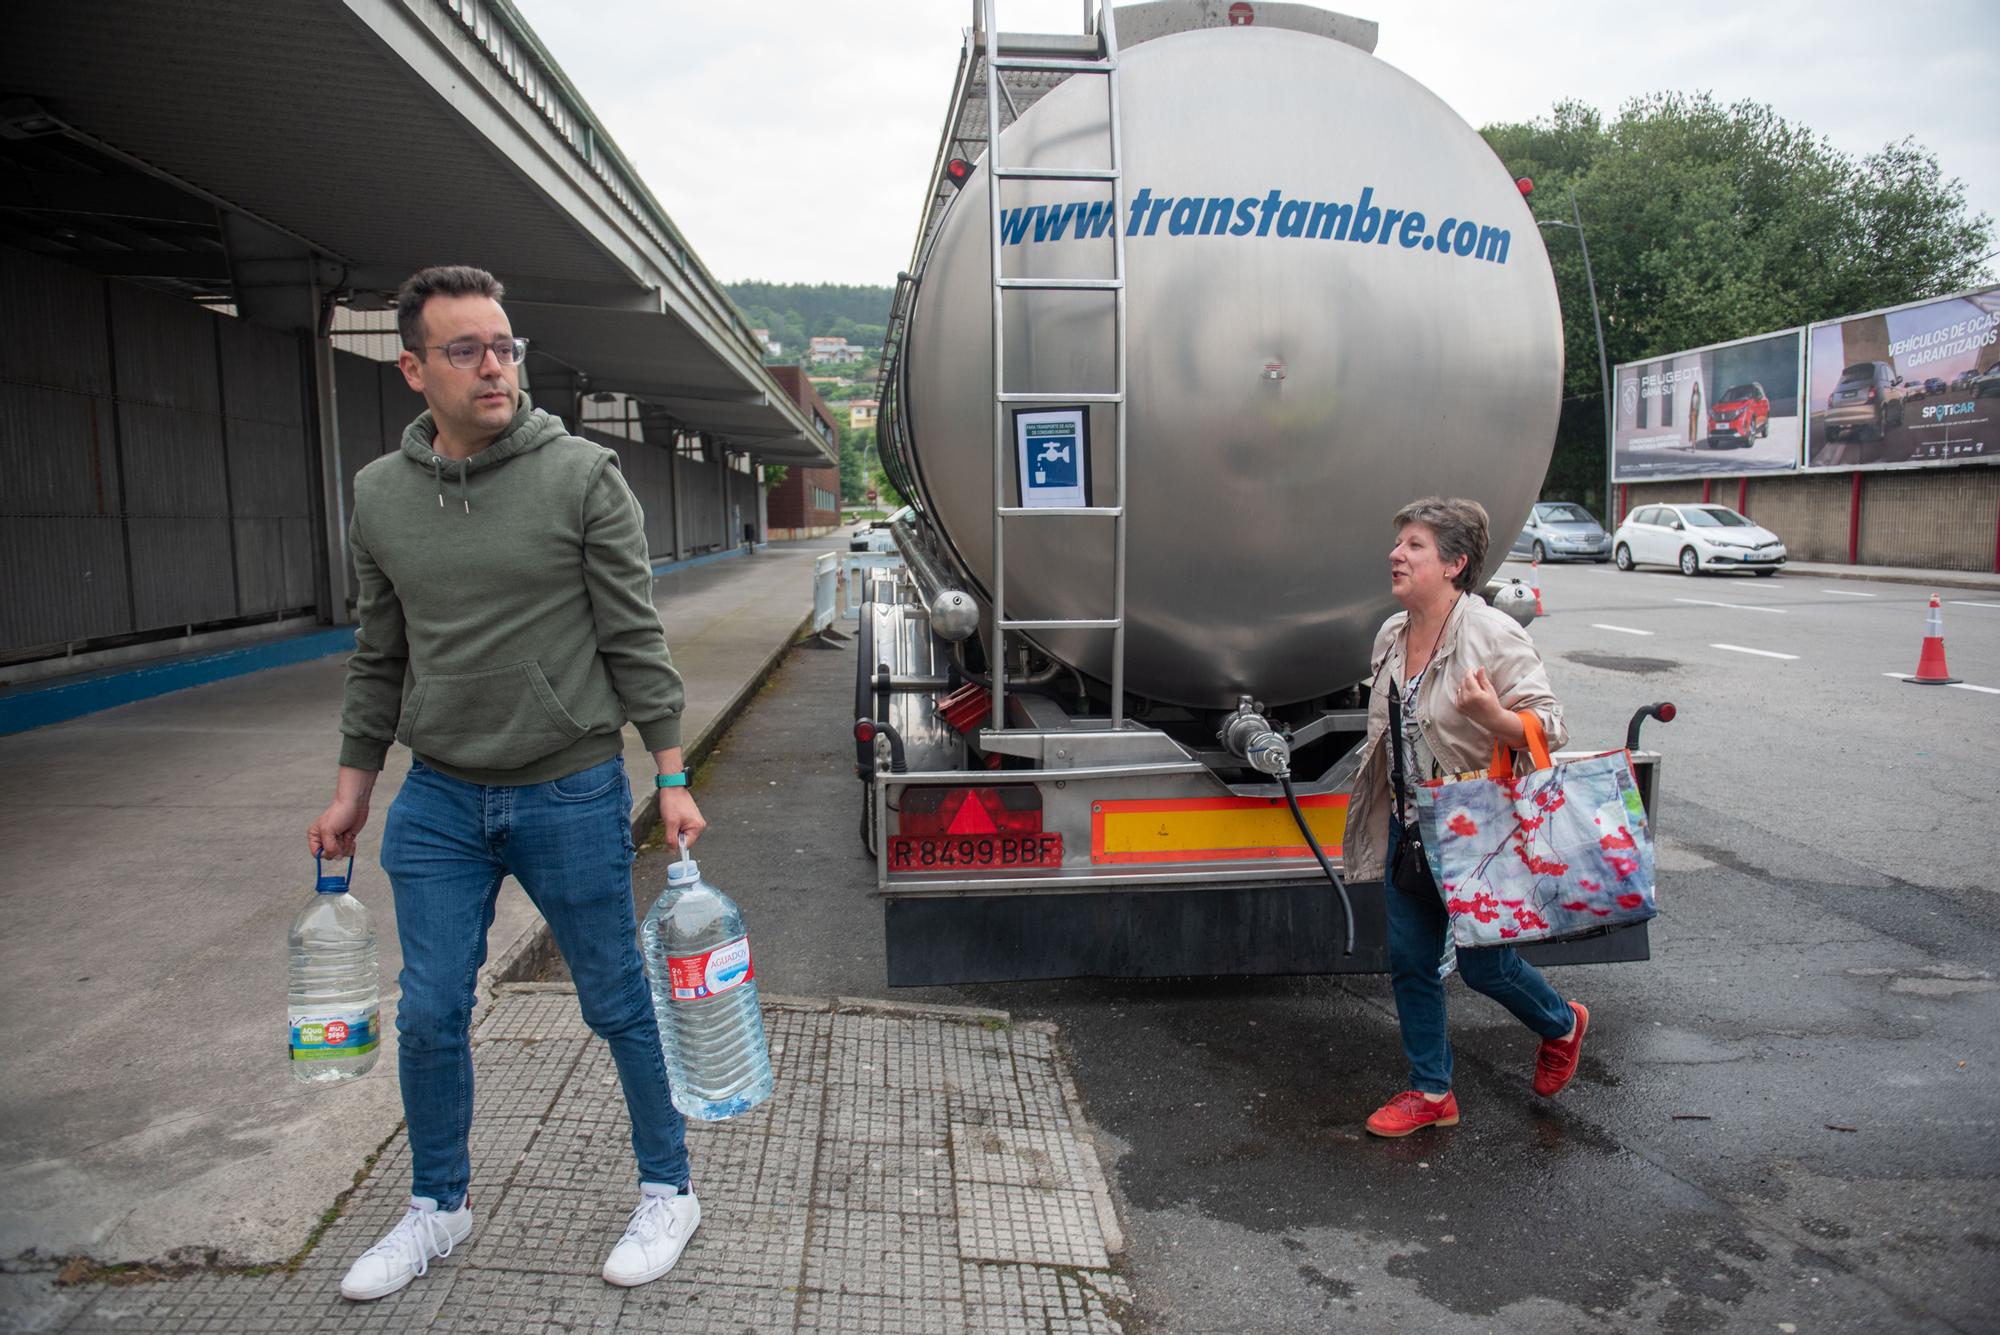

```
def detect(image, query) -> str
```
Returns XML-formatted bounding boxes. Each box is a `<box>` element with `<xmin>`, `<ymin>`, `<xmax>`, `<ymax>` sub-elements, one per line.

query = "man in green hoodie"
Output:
<box><xmin>308</xmin><ymin>265</ymin><xmax>707</xmax><ymax>1300</ymax></box>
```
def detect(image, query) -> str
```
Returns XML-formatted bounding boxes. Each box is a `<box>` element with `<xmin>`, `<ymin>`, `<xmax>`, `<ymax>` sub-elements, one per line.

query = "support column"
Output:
<box><xmin>671</xmin><ymin>432</ymin><xmax>687</xmax><ymax>561</ymax></box>
<box><xmin>310</xmin><ymin>294</ymin><xmax>352</xmax><ymax>626</ymax></box>
<box><xmin>1849</xmin><ymin>471</ymin><xmax>1863</xmax><ymax>565</ymax></box>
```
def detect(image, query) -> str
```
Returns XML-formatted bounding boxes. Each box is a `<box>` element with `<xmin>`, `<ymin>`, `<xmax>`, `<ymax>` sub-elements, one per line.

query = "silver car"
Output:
<box><xmin>1511</xmin><ymin>501</ymin><xmax>1612</xmax><ymax>563</ymax></box>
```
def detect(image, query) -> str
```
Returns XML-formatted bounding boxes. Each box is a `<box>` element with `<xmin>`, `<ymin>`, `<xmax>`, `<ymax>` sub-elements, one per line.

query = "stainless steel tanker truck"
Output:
<box><xmin>856</xmin><ymin>0</ymin><xmax>1671</xmax><ymax>985</ymax></box>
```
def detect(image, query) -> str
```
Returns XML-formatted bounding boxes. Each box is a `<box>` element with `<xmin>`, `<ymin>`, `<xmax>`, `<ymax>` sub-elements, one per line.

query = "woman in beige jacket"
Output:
<box><xmin>1347</xmin><ymin>497</ymin><xmax>1589</xmax><ymax>1138</ymax></box>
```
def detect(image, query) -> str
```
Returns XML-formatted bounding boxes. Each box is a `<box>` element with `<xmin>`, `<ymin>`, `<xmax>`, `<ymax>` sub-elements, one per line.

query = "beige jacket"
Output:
<box><xmin>1345</xmin><ymin>592</ymin><xmax>1566</xmax><ymax>882</ymax></box>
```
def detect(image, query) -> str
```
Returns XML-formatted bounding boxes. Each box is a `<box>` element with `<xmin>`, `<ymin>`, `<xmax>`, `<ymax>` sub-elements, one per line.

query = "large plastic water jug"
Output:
<box><xmin>641</xmin><ymin>838</ymin><xmax>773</xmax><ymax>1120</ymax></box>
<box><xmin>288</xmin><ymin>855</ymin><xmax>381</xmax><ymax>1083</ymax></box>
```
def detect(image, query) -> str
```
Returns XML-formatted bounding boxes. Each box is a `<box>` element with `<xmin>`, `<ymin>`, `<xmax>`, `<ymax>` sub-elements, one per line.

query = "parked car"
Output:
<box><xmin>1510</xmin><ymin>501</ymin><xmax>1612</xmax><ymax>563</ymax></box>
<box><xmin>1823</xmin><ymin>361</ymin><xmax>1905</xmax><ymax>442</ymax></box>
<box><xmin>1705</xmin><ymin>382</ymin><xmax>1769</xmax><ymax>446</ymax></box>
<box><xmin>1922</xmin><ymin>377</ymin><xmax>1949</xmax><ymax>398</ymax></box>
<box><xmin>1612</xmin><ymin>503</ymin><xmax>1787</xmax><ymax>577</ymax></box>
<box><xmin>1978</xmin><ymin>364</ymin><xmax>2000</xmax><ymax>399</ymax></box>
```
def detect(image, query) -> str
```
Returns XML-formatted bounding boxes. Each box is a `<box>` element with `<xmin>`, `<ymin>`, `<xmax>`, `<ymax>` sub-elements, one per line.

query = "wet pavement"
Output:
<box><xmin>565</xmin><ymin>576</ymin><xmax>2000</xmax><ymax>1334</ymax></box>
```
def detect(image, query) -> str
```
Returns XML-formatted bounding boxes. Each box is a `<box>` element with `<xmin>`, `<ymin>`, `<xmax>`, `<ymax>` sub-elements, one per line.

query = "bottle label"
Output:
<box><xmin>291</xmin><ymin>1007</ymin><xmax>380</xmax><ymax>1061</ymax></box>
<box><xmin>665</xmin><ymin>936</ymin><xmax>754</xmax><ymax>1001</ymax></box>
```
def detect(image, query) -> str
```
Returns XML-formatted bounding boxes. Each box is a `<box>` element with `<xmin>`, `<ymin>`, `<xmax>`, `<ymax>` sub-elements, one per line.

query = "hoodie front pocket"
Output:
<box><xmin>398</xmin><ymin>661</ymin><xmax>588</xmax><ymax>772</ymax></box>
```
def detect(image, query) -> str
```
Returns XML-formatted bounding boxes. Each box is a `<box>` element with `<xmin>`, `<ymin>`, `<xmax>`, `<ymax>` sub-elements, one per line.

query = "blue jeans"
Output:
<box><xmin>1385</xmin><ymin>818</ymin><xmax>1573</xmax><ymax>1094</ymax></box>
<box><xmin>381</xmin><ymin>755</ymin><xmax>688</xmax><ymax>1209</ymax></box>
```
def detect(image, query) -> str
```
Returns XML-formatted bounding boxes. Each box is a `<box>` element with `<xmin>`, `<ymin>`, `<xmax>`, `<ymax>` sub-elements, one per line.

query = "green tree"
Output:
<box><xmin>1483</xmin><ymin>94</ymin><xmax>1993</xmax><ymax>512</ymax></box>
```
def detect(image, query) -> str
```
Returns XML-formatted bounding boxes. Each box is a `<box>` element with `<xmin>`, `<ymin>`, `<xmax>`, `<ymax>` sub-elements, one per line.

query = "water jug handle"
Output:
<box><xmin>677</xmin><ymin>831</ymin><xmax>690</xmax><ymax>861</ymax></box>
<box><xmin>315</xmin><ymin>852</ymin><xmax>355</xmax><ymax>894</ymax></box>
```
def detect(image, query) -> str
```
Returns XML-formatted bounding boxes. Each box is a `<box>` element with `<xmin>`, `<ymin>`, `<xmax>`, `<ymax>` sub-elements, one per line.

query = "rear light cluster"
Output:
<box><xmin>898</xmin><ymin>786</ymin><xmax>1044</xmax><ymax>837</ymax></box>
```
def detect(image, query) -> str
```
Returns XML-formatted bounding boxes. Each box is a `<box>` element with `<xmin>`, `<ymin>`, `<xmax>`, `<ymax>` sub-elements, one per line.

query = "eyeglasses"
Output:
<box><xmin>418</xmin><ymin>336</ymin><xmax>530</xmax><ymax>370</ymax></box>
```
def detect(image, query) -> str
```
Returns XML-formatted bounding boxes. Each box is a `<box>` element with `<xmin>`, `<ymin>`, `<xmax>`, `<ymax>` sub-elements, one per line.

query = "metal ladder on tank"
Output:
<box><xmin>977</xmin><ymin>0</ymin><xmax>1130</xmax><ymax>731</ymax></box>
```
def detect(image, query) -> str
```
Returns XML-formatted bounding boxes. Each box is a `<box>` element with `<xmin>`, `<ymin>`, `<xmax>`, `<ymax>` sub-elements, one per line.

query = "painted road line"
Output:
<box><xmin>1676</xmin><ymin>597</ymin><xmax>1787</xmax><ymax>614</ymax></box>
<box><xmin>1948</xmin><ymin>601</ymin><xmax>2000</xmax><ymax>610</ymax></box>
<box><xmin>1822</xmin><ymin>589</ymin><xmax>1876</xmax><ymax>597</ymax></box>
<box><xmin>1592</xmin><ymin>624</ymin><xmax>1655</xmax><ymax>636</ymax></box>
<box><xmin>1881</xmin><ymin>673</ymin><xmax>2000</xmax><ymax>693</ymax></box>
<box><xmin>1712</xmin><ymin>643</ymin><xmax>1798</xmax><ymax>660</ymax></box>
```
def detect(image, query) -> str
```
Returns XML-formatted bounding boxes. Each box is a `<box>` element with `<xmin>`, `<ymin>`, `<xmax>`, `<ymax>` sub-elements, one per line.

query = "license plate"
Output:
<box><xmin>888</xmin><ymin>833</ymin><xmax>1063</xmax><ymax>871</ymax></box>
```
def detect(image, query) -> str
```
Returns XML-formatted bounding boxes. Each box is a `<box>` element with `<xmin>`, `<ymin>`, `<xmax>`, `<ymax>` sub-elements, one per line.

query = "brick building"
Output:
<box><xmin>765</xmin><ymin>365</ymin><xmax>844</xmax><ymax>539</ymax></box>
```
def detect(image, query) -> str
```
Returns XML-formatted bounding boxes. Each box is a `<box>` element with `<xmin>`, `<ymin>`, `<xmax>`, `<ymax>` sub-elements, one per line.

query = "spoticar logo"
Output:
<box><xmin>998</xmin><ymin>186</ymin><xmax>1511</xmax><ymax>264</ymax></box>
<box><xmin>1922</xmin><ymin>402</ymin><xmax>1976</xmax><ymax>422</ymax></box>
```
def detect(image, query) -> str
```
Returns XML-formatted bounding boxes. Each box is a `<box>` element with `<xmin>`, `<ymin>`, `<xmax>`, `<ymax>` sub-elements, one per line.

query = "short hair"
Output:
<box><xmin>1394</xmin><ymin>496</ymin><xmax>1489</xmax><ymax>594</ymax></box>
<box><xmin>396</xmin><ymin>265</ymin><xmax>505</xmax><ymax>352</ymax></box>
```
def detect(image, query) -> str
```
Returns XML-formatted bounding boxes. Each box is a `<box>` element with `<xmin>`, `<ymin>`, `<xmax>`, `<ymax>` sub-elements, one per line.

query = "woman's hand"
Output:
<box><xmin>1454</xmin><ymin>666</ymin><xmax>1523</xmax><ymax>741</ymax></box>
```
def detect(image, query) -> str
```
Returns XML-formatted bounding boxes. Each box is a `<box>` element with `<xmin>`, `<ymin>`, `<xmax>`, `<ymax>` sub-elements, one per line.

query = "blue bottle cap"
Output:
<box><xmin>315</xmin><ymin>853</ymin><xmax>354</xmax><ymax>894</ymax></box>
<box><xmin>666</xmin><ymin>858</ymin><xmax>700</xmax><ymax>887</ymax></box>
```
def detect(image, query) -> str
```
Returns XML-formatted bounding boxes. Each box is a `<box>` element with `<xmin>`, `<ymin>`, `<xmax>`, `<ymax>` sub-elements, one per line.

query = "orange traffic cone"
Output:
<box><xmin>1909</xmin><ymin>594</ymin><xmax>1959</xmax><ymax>685</ymax></box>
<box><xmin>1530</xmin><ymin>562</ymin><xmax>1545</xmax><ymax>616</ymax></box>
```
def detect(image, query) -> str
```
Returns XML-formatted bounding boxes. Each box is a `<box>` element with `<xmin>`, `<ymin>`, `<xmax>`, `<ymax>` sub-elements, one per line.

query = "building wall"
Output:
<box><xmin>1</xmin><ymin>244</ymin><xmax>324</xmax><ymax>661</ymax></box>
<box><xmin>767</xmin><ymin>465</ymin><xmax>840</xmax><ymax>538</ymax></box>
<box><xmin>1623</xmin><ymin>463</ymin><xmax>2000</xmax><ymax>571</ymax></box>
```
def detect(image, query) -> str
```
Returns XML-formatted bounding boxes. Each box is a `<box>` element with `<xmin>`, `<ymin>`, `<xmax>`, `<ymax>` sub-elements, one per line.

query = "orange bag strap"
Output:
<box><xmin>1488</xmin><ymin>710</ymin><xmax>1554</xmax><ymax>778</ymax></box>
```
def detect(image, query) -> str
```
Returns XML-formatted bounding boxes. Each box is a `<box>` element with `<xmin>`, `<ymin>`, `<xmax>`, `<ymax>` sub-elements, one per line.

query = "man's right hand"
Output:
<box><xmin>309</xmin><ymin>766</ymin><xmax>382</xmax><ymax>859</ymax></box>
<box><xmin>308</xmin><ymin>796</ymin><xmax>369</xmax><ymax>859</ymax></box>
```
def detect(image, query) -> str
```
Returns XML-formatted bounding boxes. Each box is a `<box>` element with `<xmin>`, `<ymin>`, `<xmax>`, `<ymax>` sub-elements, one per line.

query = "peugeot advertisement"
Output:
<box><xmin>1613</xmin><ymin>329</ymin><xmax>1804</xmax><ymax>481</ymax></box>
<box><xmin>1803</xmin><ymin>284</ymin><xmax>2000</xmax><ymax>470</ymax></box>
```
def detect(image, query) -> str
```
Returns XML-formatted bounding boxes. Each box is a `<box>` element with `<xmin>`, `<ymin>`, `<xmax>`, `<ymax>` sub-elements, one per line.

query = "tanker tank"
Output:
<box><xmin>899</xmin><ymin>22</ymin><xmax>1563</xmax><ymax>710</ymax></box>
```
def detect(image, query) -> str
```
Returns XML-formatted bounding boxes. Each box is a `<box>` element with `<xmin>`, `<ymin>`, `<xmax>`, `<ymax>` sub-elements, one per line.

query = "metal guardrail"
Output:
<box><xmin>841</xmin><ymin>552</ymin><xmax>906</xmax><ymax>619</ymax></box>
<box><xmin>812</xmin><ymin>553</ymin><xmax>839</xmax><ymax>634</ymax></box>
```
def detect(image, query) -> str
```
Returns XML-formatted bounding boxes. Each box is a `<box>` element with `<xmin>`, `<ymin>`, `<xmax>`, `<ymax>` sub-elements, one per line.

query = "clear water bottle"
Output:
<box><xmin>641</xmin><ymin>837</ymin><xmax>773</xmax><ymax>1120</ymax></box>
<box><xmin>288</xmin><ymin>855</ymin><xmax>381</xmax><ymax>1084</ymax></box>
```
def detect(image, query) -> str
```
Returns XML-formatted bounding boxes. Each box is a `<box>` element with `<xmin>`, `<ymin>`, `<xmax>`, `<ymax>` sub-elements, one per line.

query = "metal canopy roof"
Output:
<box><xmin>0</xmin><ymin>0</ymin><xmax>830</xmax><ymax>465</ymax></box>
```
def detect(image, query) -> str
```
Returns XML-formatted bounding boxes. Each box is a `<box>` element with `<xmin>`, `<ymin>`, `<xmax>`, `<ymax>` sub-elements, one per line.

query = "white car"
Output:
<box><xmin>1611</xmin><ymin>503</ymin><xmax>1787</xmax><ymax>577</ymax></box>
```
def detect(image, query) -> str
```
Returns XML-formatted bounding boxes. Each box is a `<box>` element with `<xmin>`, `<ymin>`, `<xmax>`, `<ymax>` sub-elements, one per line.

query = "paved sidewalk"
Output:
<box><xmin>7</xmin><ymin>987</ymin><xmax>1130</xmax><ymax>1335</ymax></box>
<box><xmin>1781</xmin><ymin>560</ymin><xmax>2000</xmax><ymax>592</ymax></box>
<box><xmin>0</xmin><ymin>542</ymin><xmax>827</xmax><ymax>1268</ymax></box>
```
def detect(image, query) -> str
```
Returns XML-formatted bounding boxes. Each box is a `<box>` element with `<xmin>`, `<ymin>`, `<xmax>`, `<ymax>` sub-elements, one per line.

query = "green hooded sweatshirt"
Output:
<box><xmin>337</xmin><ymin>392</ymin><xmax>684</xmax><ymax>785</ymax></box>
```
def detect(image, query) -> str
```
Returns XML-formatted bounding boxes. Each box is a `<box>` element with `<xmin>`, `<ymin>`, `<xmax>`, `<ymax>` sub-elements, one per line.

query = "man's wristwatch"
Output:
<box><xmin>655</xmin><ymin>772</ymin><xmax>689</xmax><ymax>790</ymax></box>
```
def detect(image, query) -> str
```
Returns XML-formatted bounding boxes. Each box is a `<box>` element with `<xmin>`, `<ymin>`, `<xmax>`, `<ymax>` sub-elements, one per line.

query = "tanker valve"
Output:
<box><xmin>1218</xmin><ymin>697</ymin><xmax>1291</xmax><ymax>777</ymax></box>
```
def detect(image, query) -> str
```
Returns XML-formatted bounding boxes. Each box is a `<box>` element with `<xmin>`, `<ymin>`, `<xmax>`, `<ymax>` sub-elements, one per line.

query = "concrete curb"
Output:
<box><xmin>1780</xmin><ymin>565</ymin><xmax>2000</xmax><ymax>593</ymax></box>
<box><xmin>482</xmin><ymin>611</ymin><xmax>811</xmax><ymax>991</ymax></box>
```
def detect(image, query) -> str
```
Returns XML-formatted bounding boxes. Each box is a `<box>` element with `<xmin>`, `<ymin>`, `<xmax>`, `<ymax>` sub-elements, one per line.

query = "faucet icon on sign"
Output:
<box><xmin>1037</xmin><ymin>442</ymin><xmax>1071</xmax><ymax>464</ymax></box>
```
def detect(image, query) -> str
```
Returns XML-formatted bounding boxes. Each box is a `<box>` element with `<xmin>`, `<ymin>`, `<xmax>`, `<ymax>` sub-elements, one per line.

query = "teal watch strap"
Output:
<box><xmin>655</xmin><ymin>772</ymin><xmax>689</xmax><ymax>789</ymax></box>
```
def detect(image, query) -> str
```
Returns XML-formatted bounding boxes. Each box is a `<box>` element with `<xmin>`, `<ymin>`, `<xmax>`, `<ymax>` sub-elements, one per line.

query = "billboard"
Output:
<box><xmin>1613</xmin><ymin>329</ymin><xmax>1804</xmax><ymax>482</ymax></box>
<box><xmin>1803</xmin><ymin>284</ymin><xmax>2000</xmax><ymax>470</ymax></box>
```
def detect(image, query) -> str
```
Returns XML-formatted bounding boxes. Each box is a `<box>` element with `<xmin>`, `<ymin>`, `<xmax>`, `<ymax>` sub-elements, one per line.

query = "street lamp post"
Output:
<box><xmin>1535</xmin><ymin>184</ymin><xmax>1615</xmax><ymax>521</ymax></box>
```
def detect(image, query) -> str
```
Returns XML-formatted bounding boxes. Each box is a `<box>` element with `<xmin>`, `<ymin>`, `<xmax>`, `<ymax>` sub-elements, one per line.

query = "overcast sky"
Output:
<box><xmin>514</xmin><ymin>0</ymin><xmax>1998</xmax><ymax>288</ymax></box>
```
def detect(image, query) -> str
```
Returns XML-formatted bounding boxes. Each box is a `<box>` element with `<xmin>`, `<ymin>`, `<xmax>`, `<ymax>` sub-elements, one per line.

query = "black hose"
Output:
<box><xmin>1279</xmin><ymin>772</ymin><xmax>1355</xmax><ymax>957</ymax></box>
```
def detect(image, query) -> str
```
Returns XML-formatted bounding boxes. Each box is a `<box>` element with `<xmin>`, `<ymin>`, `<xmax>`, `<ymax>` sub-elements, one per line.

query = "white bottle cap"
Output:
<box><xmin>666</xmin><ymin>831</ymin><xmax>700</xmax><ymax>886</ymax></box>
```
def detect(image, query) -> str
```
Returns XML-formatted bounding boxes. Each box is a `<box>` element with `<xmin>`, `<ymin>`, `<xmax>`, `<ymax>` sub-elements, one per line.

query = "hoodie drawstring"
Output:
<box><xmin>430</xmin><ymin>455</ymin><xmax>470</xmax><ymax>513</ymax></box>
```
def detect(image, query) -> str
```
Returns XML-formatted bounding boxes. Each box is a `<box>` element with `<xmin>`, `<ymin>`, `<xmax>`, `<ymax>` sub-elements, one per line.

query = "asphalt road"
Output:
<box><xmin>560</xmin><ymin>562</ymin><xmax>2000</xmax><ymax>1334</ymax></box>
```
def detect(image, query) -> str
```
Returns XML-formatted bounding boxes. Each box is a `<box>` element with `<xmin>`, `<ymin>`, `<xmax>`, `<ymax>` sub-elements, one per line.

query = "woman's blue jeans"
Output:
<box><xmin>1385</xmin><ymin>818</ymin><xmax>1573</xmax><ymax>1094</ymax></box>
<box><xmin>381</xmin><ymin>755</ymin><xmax>688</xmax><ymax>1210</ymax></box>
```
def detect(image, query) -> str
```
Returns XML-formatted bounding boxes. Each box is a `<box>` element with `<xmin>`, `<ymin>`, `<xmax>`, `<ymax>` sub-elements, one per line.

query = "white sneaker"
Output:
<box><xmin>339</xmin><ymin>1195</ymin><xmax>473</xmax><ymax>1301</ymax></box>
<box><xmin>601</xmin><ymin>1184</ymin><xmax>701</xmax><ymax>1287</ymax></box>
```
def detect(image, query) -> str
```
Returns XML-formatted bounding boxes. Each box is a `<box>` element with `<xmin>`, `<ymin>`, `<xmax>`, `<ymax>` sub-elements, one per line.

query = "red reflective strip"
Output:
<box><xmin>1701</xmin><ymin>478</ymin><xmax>1712</xmax><ymax>503</ymax></box>
<box><xmin>1738</xmin><ymin>477</ymin><xmax>1748</xmax><ymax>515</ymax></box>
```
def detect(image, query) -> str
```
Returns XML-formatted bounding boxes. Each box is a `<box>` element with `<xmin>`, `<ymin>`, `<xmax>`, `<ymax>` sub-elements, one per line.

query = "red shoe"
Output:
<box><xmin>1365</xmin><ymin>1090</ymin><xmax>1460</xmax><ymax>1137</ymax></box>
<box><xmin>1534</xmin><ymin>1001</ymin><xmax>1589</xmax><ymax>1097</ymax></box>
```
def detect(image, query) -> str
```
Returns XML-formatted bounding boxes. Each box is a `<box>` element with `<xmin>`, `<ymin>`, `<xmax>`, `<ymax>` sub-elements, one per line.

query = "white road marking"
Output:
<box><xmin>1592</xmin><ymin>624</ymin><xmax>1655</xmax><ymax>636</ymax></box>
<box><xmin>1881</xmin><ymin>672</ymin><xmax>2000</xmax><ymax>694</ymax></box>
<box><xmin>1948</xmin><ymin>601</ymin><xmax>2000</xmax><ymax>610</ymax></box>
<box><xmin>1822</xmin><ymin>590</ymin><xmax>1876</xmax><ymax>597</ymax></box>
<box><xmin>1711</xmin><ymin>643</ymin><xmax>1798</xmax><ymax>660</ymax></box>
<box><xmin>1676</xmin><ymin>597</ymin><xmax>1787</xmax><ymax>613</ymax></box>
